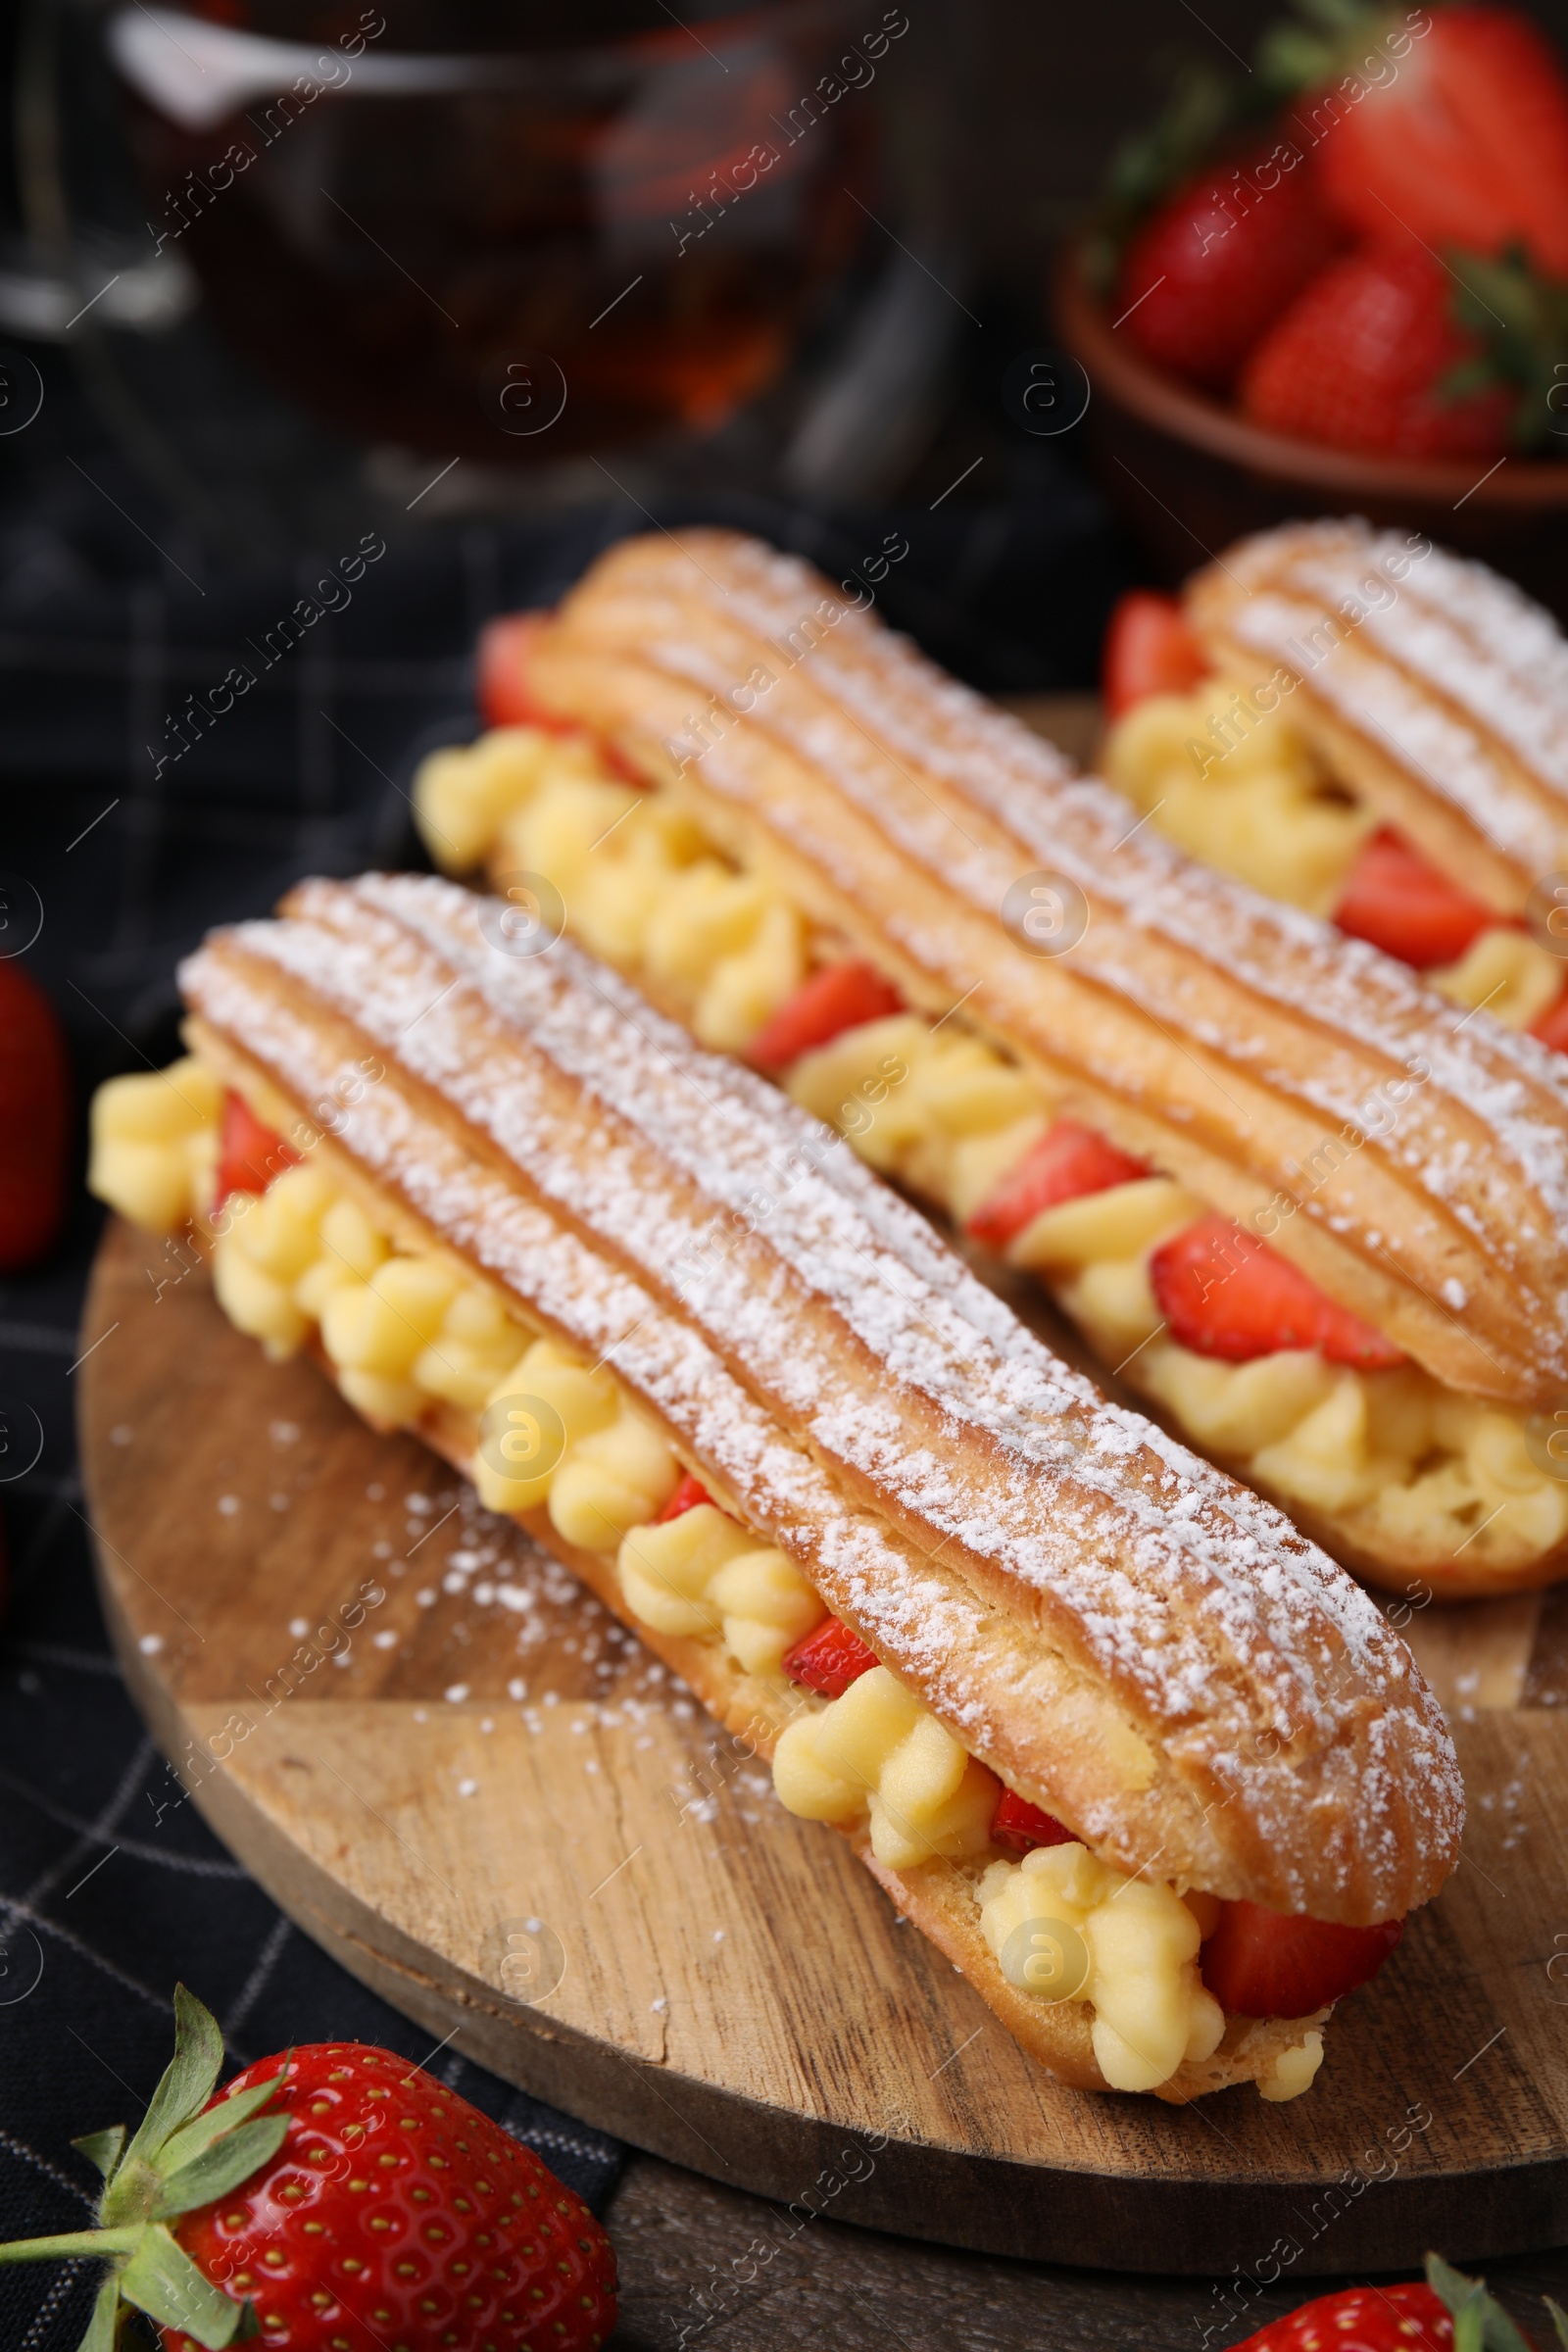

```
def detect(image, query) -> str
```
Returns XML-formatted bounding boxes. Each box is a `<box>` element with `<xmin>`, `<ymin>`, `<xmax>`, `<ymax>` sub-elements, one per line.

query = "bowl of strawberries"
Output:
<box><xmin>1054</xmin><ymin>0</ymin><xmax>1568</xmax><ymax>612</ymax></box>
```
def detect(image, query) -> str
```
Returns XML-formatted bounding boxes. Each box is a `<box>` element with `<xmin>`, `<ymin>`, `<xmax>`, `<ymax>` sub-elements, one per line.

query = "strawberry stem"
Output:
<box><xmin>0</xmin><ymin>1988</ymin><xmax>278</xmax><ymax>2352</ymax></box>
<box><xmin>1446</xmin><ymin>243</ymin><xmax>1568</xmax><ymax>447</ymax></box>
<box><xmin>0</xmin><ymin>2229</ymin><xmax>142</xmax><ymax>2263</ymax></box>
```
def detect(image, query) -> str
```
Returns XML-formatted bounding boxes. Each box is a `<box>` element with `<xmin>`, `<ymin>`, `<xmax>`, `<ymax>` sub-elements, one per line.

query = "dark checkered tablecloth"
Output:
<box><xmin>0</xmin><ymin>468</ymin><xmax>1123</xmax><ymax>2348</ymax></box>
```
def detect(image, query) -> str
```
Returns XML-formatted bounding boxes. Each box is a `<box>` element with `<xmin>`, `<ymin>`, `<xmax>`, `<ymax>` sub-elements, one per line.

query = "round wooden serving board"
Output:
<box><xmin>79</xmin><ymin>1215</ymin><xmax>1568</xmax><ymax>2275</ymax></box>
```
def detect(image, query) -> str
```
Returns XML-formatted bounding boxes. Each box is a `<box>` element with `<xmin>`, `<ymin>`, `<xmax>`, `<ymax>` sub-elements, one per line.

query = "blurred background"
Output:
<box><xmin>6</xmin><ymin>0</ymin><xmax>1568</xmax><ymax>1254</ymax></box>
<box><xmin>6</xmin><ymin>0</ymin><xmax>1568</xmax><ymax>635</ymax></box>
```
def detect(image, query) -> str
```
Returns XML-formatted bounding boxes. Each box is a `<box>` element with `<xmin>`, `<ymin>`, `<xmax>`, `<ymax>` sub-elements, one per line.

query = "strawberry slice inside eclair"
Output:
<box><xmin>1149</xmin><ymin>1213</ymin><xmax>1406</xmax><ymax>1371</ymax></box>
<box><xmin>1331</xmin><ymin>827</ymin><xmax>1494</xmax><ymax>970</ymax></box>
<box><xmin>1102</xmin><ymin>590</ymin><xmax>1211</xmax><ymax>719</ymax></box>
<box><xmin>943</xmin><ymin>1099</ymin><xmax>1401</xmax><ymax>1371</ymax></box>
<box><xmin>781</xmin><ymin>1592</ymin><xmax>1401</xmax><ymax>2022</ymax></box>
<box><xmin>671</xmin><ymin>959</ymin><xmax>1411</xmax><ymax>1376</ymax></box>
<box><xmin>1200</xmin><ymin>1903</ymin><xmax>1402</xmax><ymax>2020</ymax></box>
<box><xmin>748</xmin><ymin>960</ymin><xmax>905</xmax><ymax>1071</ymax></box>
<box><xmin>478</xmin><ymin>612</ymin><xmax>563</xmax><ymax>733</ymax></box>
<box><xmin>214</xmin><ymin>1089</ymin><xmax>299</xmax><ymax>1211</ymax></box>
<box><xmin>477</xmin><ymin>612</ymin><xmax>646</xmax><ymax>786</ymax></box>
<box><xmin>654</xmin><ymin>1470</ymin><xmax>715</xmax><ymax>1523</ymax></box>
<box><xmin>965</xmin><ymin>1120</ymin><xmax>1152</xmax><ymax>1252</ymax></box>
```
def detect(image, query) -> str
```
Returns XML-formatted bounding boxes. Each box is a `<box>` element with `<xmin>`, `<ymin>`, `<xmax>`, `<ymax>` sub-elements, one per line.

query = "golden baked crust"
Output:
<box><xmin>517</xmin><ymin>528</ymin><xmax>1568</xmax><ymax>1415</ymax></box>
<box><xmin>177</xmin><ymin>871</ymin><xmax>1460</xmax><ymax>1989</ymax></box>
<box><xmin>174</xmin><ymin>874</ymin><xmax>1452</xmax><ymax>2097</ymax></box>
<box><xmin>1185</xmin><ymin>517</ymin><xmax>1568</xmax><ymax>916</ymax></box>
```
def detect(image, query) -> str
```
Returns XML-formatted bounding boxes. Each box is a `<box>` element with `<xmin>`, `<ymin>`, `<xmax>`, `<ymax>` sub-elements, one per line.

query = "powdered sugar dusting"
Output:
<box><xmin>1226</xmin><ymin>517</ymin><xmax>1568</xmax><ymax>826</ymax></box>
<box><xmin>1229</xmin><ymin>585</ymin><xmax>1557</xmax><ymax>874</ymax></box>
<box><xmin>179</xmin><ymin>875</ymin><xmax>1461</xmax><ymax>1911</ymax></box>
<box><xmin>560</xmin><ymin>529</ymin><xmax>1568</xmax><ymax>1380</ymax></box>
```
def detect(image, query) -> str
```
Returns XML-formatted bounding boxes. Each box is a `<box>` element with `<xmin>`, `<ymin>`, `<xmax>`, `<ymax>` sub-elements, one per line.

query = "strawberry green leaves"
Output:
<box><xmin>150</xmin><ymin>2068</ymin><xmax>289</xmax><ymax>2214</ymax></box>
<box><xmin>154</xmin><ymin>2112</ymin><xmax>290</xmax><ymax>2223</ymax></box>
<box><xmin>78</xmin><ymin>2277</ymin><xmax>122</xmax><ymax>2352</ymax></box>
<box><xmin>125</xmin><ymin>1983</ymin><xmax>224</xmax><ymax>2170</ymax></box>
<box><xmin>71</xmin><ymin>2127</ymin><xmax>126</xmax><ymax>2182</ymax></box>
<box><xmin>1446</xmin><ymin>243</ymin><xmax>1568</xmax><ymax>448</ymax></box>
<box><xmin>0</xmin><ymin>1985</ymin><xmax>286</xmax><ymax>2351</ymax></box>
<box><xmin>1426</xmin><ymin>2252</ymin><xmax>1544</xmax><ymax>2352</ymax></box>
<box><xmin>119</xmin><ymin>2222</ymin><xmax>261</xmax><ymax>2346</ymax></box>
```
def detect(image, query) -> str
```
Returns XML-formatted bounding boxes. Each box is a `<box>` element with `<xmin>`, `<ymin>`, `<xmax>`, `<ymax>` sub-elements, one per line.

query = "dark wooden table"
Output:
<box><xmin>601</xmin><ymin>2155</ymin><xmax>1568</xmax><ymax>2348</ymax></box>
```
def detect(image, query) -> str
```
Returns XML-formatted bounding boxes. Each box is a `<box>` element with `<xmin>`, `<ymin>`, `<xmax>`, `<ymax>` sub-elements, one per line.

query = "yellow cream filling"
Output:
<box><xmin>1103</xmin><ymin>686</ymin><xmax>1373</xmax><ymax>917</ymax></box>
<box><xmin>89</xmin><ymin>1057</ymin><xmax>224</xmax><ymax>1234</ymax></box>
<box><xmin>87</xmin><ymin>1063</ymin><xmax>822</xmax><ymax>1670</ymax></box>
<box><xmin>91</xmin><ymin>1054</ymin><xmax>1325</xmax><ymax>2096</ymax></box>
<box><xmin>614</xmin><ymin>1502</ymin><xmax>821</xmax><ymax>1676</ymax></box>
<box><xmin>413</xmin><ymin>728</ymin><xmax>1567</xmax><ymax>1574</ymax></box>
<box><xmin>1103</xmin><ymin>687</ymin><xmax>1564</xmax><ymax>1027</ymax></box>
<box><xmin>1260</xmin><ymin>2030</ymin><xmax>1325</xmax><ymax>2104</ymax></box>
<box><xmin>790</xmin><ymin>1028</ymin><xmax>1568</xmax><ymax>1576</ymax></box>
<box><xmin>417</xmin><ymin>728</ymin><xmax>808</xmax><ymax>1052</ymax></box>
<box><xmin>978</xmin><ymin>1842</ymin><xmax>1226</xmax><ymax>2095</ymax></box>
<box><xmin>771</xmin><ymin>1662</ymin><xmax>1001</xmax><ymax>1871</ymax></box>
<box><xmin>769</xmin><ymin>1673</ymin><xmax>1324</xmax><ymax>2098</ymax></box>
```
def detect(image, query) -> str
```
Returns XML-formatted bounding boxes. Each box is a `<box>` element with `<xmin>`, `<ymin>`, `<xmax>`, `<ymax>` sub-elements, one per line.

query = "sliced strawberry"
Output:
<box><xmin>1532</xmin><ymin>985</ymin><xmax>1568</xmax><ymax>1054</ymax></box>
<box><xmin>656</xmin><ymin>1471</ymin><xmax>714</xmax><ymax>1523</ymax></box>
<box><xmin>1306</xmin><ymin>4</ymin><xmax>1568</xmax><ymax>281</ymax></box>
<box><xmin>967</xmin><ymin>1118</ymin><xmax>1151</xmax><ymax>1252</ymax></box>
<box><xmin>991</xmin><ymin>1790</ymin><xmax>1075</xmax><ymax>1853</ymax></box>
<box><xmin>747</xmin><ymin>960</ymin><xmax>905</xmax><ymax>1072</ymax></box>
<box><xmin>477</xmin><ymin>609</ymin><xmax>646</xmax><ymax>786</ymax></box>
<box><xmin>1114</xmin><ymin>140</ymin><xmax>1346</xmax><ymax>390</ymax></box>
<box><xmin>1201</xmin><ymin>1897</ymin><xmax>1404</xmax><ymax>2019</ymax></box>
<box><xmin>477</xmin><ymin>610</ymin><xmax>561</xmax><ymax>730</ymax></box>
<box><xmin>1150</xmin><ymin>1213</ymin><xmax>1405</xmax><ymax>1369</ymax></box>
<box><xmin>1240</xmin><ymin>243</ymin><xmax>1516</xmax><ymax>460</ymax></box>
<box><xmin>783</xmin><ymin>1614</ymin><xmax>879</xmax><ymax>1699</ymax></box>
<box><xmin>215</xmin><ymin>1091</ymin><xmax>299</xmax><ymax>1210</ymax></box>
<box><xmin>1102</xmin><ymin>591</ymin><xmax>1211</xmax><ymax>719</ymax></box>
<box><xmin>1332</xmin><ymin>826</ymin><xmax>1494</xmax><ymax>968</ymax></box>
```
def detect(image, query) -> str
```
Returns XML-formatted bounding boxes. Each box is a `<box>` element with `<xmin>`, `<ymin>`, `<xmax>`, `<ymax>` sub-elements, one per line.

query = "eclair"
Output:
<box><xmin>411</xmin><ymin>528</ymin><xmax>1568</xmax><ymax>1598</ymax></box>
<box><xmin>1106</xmin><ymin>519</ymin><xmax>1568</xmax><ymax>1051</ymax></box>
<box><xmin>88</xmin><ymin>871</ymin><xmax>1460</xmax><ymax>2104</ymax></box>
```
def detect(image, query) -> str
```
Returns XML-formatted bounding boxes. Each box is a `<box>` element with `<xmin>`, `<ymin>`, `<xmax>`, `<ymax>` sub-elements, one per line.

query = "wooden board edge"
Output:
<box><xmin>75</xmin><ymin>1229</ymin><xmax>1568</xmax><ymax>2275</ymax></box>
<box><xmin>79</xmin><ymin>1537</ymin><xmax>1568</xmax><ymax>2276</ymax></box>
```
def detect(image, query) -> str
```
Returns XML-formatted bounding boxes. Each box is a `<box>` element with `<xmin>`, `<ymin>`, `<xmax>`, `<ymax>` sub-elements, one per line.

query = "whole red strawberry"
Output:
<box><xmin>1240</xmin><ymin>241</ymin><xmax>1516</xmax><ymax>457</ymax></box>
<box><xmin>1115</xmin><ymin>139</ymin><xmax>1346</xmax><ymax>388</ymax></box>
<box><xmin>1305</xmin><ymin>5</ymin><xmax>1568</xmax><ymax>282</ymax></box>
<box><xmin>1238</xmin><ymin>2278</ymin><xmax>1455</xmax><ymax>2349</ymax></box>
<box><xmin>0</xmin><ymin>956</ymin><xmax>69</xmax><ymax>1272</ymax></box>
<box><xmin>0</xmin><ymin>1987</ymin><xmax>616</xmax><ymax>2352</ymax></box>
<box><xmin>1234</xmin><ymin>2252</ymin><xmax>1566</xmax><ymax>2349</ymax></box>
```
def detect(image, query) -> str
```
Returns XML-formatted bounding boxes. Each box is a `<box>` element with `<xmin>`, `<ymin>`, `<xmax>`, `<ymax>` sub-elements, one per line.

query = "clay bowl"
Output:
<box><xmin>1053</xmin><ymin>241</ymin><xmax>1568</xmax><ymax>616</ymax></box>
